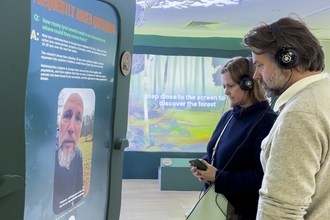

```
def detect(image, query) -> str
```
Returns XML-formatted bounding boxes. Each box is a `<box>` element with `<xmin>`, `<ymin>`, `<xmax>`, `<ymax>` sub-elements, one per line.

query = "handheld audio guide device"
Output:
<box><xmin>189</xmin><ymin>159</ymin><xmax>207</xmax><ymax>171</ymax></box>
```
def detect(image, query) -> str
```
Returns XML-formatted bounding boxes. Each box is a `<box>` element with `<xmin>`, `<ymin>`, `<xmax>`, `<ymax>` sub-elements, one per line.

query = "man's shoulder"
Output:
<box><xmin>306</xmin><ymin>73</ymin><xmax>330</xmax><ymax>91</ymax></box>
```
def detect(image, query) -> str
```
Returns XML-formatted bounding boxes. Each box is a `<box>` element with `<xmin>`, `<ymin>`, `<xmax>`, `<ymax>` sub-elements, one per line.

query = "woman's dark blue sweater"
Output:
<box><xmin>203</xmin><ymin>101</ymin><xmax>277</xmax><ymax>219</ymax></box>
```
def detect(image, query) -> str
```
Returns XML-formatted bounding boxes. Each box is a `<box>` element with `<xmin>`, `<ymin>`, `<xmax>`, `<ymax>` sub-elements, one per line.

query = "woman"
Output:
<box><xmin>191</xmin><ymin>56</ymin><xmax>277</xmax><ymax>220</ymax></box>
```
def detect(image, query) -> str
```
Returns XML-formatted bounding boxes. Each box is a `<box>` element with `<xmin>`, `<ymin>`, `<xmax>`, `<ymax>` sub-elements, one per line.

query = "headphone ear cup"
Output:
<box><xmin>239</xmin><ymin>76</ymin><xmax>254</xmax><ymax>91</ymax></box>
<box><xmin>275</xmin><ymin>48</ymin><xmax>299</xmax><ymax>69</ymax></box>
<box><xmin>270</xmin><ymin>22</ymin><xmax>300</xmax><ymax>69</ymax></box>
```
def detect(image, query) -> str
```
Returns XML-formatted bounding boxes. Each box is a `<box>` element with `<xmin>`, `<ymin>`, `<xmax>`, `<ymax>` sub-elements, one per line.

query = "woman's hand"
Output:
<box><xmin>190</xmin><ymin>159</ymin><xmax>217</xmax><ymax>182</ymax></box>
<box><xmin>190</xmin><ymin>164</ymin><xmax>204</xmax><ymax>181</ymax></box>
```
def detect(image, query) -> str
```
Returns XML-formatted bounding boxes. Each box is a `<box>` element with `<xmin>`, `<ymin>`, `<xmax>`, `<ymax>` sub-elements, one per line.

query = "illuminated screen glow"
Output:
<box><xmin>25</xmin><ymin>0</ymin><xmax>118</xmax><ymax>219</ymax></box>
<box><xmin>136</xmin><ymin>0</ymin><xmax>241</xmax><ymax>9</ymax></box>
<box><xmin>126</xmin><ymin>54</ymin><xmax>231</xmax><ymax>152</ymax></box>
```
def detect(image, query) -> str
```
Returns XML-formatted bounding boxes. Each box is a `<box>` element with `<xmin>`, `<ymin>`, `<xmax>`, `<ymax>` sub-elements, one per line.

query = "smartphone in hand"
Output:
<box><xmin>189</xmin><ymin>159</ymin><xmax>207</xmax><ymax>171</ymax></box>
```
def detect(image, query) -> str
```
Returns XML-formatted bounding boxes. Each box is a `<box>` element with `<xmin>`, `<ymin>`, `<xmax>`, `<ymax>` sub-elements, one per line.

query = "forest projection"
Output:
<box><xmin>126</xmin><ymin>54</ymin><xmax>231</xmax><ymax>152</ymax></box>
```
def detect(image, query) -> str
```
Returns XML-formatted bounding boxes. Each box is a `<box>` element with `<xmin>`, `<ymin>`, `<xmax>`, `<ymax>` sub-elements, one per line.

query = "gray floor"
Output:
<box><xmin>119</xmin><ymin>179</ymin><xmax>201</xmax><ymax>220</ymax></box>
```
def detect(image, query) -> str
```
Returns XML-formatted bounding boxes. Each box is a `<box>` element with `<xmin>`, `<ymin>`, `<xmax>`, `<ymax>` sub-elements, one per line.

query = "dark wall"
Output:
<box><xmin>0</xmin><ymin>1</ymin><xmax>30</xmax><ymax>219</ymax></box>
<box><xmin>123</xmin><ymin>151</ymin><xmax>206</xmax><ymax>179</ymax></box>
<box><xmin>133</xmin><ymin>35</ymin><xmax>251</xmax><ymax>57</ymax></box>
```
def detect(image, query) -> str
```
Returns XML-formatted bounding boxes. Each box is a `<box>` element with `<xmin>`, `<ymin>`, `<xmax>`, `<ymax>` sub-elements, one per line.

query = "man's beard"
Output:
<box><xmin>58</xmin><ymin>147</ymin><xmax>76</xmax><ymax>169</ymax></box>
<box><xmin>259</xmin><ymin>66</ymin><xmax>290</xmax><ymax>98</ymax></box>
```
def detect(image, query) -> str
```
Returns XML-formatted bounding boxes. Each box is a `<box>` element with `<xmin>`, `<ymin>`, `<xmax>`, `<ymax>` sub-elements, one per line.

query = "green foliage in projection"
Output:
<box><xmin>127</xmin><ymin>54</ymin><xmax>232</xmax><ymax>152</ymax></box>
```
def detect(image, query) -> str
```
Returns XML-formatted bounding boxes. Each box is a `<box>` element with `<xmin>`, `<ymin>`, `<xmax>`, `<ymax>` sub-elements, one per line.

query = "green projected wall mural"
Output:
<box><xmin>136</xmin><ymin>0</ymin><xmax>241</xmax><ymax>8</ymax></box>
<box><xmin>126</xmin><ymin>54</ymin><xmax>231</xmax><ymax>152</ymax></box>
<box><xmin>135</xmin><ymin>0</ymin><xmax>242</xmax><ymax>35</ymax></box>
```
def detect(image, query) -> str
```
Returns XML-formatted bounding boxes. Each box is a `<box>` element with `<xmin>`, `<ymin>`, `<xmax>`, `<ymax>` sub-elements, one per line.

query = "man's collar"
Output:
<box><xmin>274</xmin><ymin>73</ymin><xmax>328</xmax><ymax>112</ymax></box>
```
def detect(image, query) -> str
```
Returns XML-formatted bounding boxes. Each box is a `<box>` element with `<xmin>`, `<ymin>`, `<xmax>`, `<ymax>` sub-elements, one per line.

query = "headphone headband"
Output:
<box><xmin>239</xmin><ymin>57</ymin><xmax>254</xmax><ymax>91</ymax></box>
<box><xmin>245</xmin><ymin>57</ymin><xmax>253</xmax><ymax>77</ymax></box>
<box><xmin>269</xmin><ymin>22</ymin><xmax>286</xmax><ymax>50</ymax></box>
<box><xmin>269</xmin><ymin>22</ymin><xmax>299</xmax><ymax>69</ymax></box>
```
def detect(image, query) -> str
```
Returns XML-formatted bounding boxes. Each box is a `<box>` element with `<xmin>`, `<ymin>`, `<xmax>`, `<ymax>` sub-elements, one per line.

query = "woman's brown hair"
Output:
<box><xmin>221</xmin><ymin>56</ymin><xmax>268</xmax><ymax>104</ymax></box>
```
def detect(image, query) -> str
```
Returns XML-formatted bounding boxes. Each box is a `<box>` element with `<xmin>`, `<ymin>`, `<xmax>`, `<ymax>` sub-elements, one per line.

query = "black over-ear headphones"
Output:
<box><xmin>269</xmin><ymin>22</ymin><xmax>299</xmax><ymax>69</ymax></box>
<box><xmin>239</xmin><ymin>57</ymin><xmax>254</xmax><ymax>91</ymax></box>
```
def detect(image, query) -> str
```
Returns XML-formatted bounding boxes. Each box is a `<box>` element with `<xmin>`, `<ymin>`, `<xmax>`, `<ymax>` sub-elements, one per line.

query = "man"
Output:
<box><xmin>53</xmin><ymin>93</ymin><xmax>84</xmax><ymax>214</ymax></box>
<box><xmin>242</xmin><ymin>16</ymin><xmax>330</xmax><ymax>219</ymax></box>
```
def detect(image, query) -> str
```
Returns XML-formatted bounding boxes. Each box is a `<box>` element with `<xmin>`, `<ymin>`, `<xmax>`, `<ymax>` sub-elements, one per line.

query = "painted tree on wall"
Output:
<box><xmin>126</xmin><ymin>54</ymin><xmax>230</xmax><ymax>152</ymax></box>
<box><xmin>161</xmin><ymin>56</ymin><xmax>169</xmax><ymax>111</ymax></box>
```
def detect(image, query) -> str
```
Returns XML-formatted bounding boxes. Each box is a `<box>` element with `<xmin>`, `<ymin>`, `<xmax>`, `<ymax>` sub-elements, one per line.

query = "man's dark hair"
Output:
<box><xmin>242</xmin><ymin>15</ymin><xmax>325</xmax><ymax>72</ymax></box>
